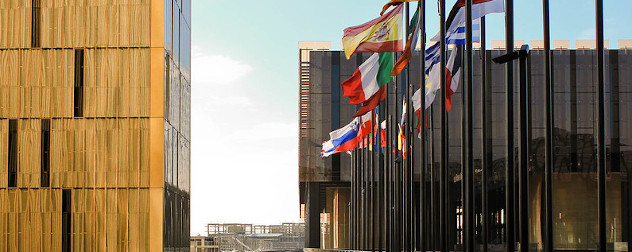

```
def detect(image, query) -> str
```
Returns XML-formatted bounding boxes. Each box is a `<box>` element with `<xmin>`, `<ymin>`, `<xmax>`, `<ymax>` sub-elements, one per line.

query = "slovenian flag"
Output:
<box><xmin>342</xmin><ymin>4</ymin><xmax>404</xmax><ymax>59</ymax></box>
<box><xmin>321</xmin><ymin>118</ymin><xmax>361</xmax><ymax>157</ymax></box>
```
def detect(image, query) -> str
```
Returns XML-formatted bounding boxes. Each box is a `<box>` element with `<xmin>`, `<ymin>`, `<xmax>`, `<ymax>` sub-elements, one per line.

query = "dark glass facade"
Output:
<box><xmin>300</xmin><ymin>48</ymin><xmax>632</xmax><ymax>251</ymax></box>
<box><xmin>164</xmin><ymin>0</ymin><xmax>192</xmax><ymax>251</ymax></box>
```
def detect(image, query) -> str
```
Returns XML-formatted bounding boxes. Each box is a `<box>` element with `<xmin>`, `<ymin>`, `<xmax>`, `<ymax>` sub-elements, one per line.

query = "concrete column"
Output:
<box><xmin>305</xmin><ymin>182</ymin><xmax>321</xmax><ymax>248</ymax></box>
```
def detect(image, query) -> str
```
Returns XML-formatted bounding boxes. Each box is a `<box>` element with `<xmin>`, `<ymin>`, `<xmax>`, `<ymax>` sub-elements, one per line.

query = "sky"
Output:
<box><xmin>190</xmin><ymin>0</ymin><xmax>631</xmax><ymax>236</ymax></box>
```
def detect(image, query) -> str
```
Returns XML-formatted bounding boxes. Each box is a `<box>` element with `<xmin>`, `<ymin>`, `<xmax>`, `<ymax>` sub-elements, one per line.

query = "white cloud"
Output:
<box><xmin>192</xmin><ymin>45</ymin><xmax>254</xmax><ymax>85</ymax></box>
<box><xmin>578</xmin><ymin>28</ymin><xmax>596</xmax><ymax>40</ymax></box>
<box><xmin>227</xmin><ymin>122</ymin><xmax>298</xmax><ymax>141</ymax></box>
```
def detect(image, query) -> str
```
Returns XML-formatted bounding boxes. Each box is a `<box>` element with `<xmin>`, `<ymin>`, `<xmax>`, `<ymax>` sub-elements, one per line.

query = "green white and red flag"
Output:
<box><xmin>341</xmin><ymin>52</ymin><xmax>393</xmax><ymax>105</ymax></box>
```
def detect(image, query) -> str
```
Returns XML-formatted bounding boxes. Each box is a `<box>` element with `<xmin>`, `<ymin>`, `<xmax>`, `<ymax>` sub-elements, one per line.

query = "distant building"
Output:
<box><xmin>0</xmin><ymin>1</ymin><xmax>190</xmax><ymax>251</ymax></box>
<box><xmin>298</xmin><ymin>42</ymin><xmax>353</xmax><ymax>249</ymax></box>
<box><xmin>197</xmin><ymin>223</ymin><xmax>305</xmax><ymax>252</ymax></box>
<box><xmin>190</xmin><ymin>236</ymin><xmax>217</xmax><ymax>252</ymax></box>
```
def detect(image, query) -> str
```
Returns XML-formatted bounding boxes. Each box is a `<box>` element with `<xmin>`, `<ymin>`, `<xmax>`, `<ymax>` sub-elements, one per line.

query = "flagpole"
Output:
<box><xmin>418</xmin><ymin>1</ymin><xmax>427</xmax><ymax>251</ymax></box>
<box><xmin>393</xmin><ymin>48</ymin><xmax>401</xmax><ymax>252</ymax></box>
<box><xmin>371</xmin><ymin>112</ymin><xmax>376</xmax><ymax>252</ymax></box>
<box><xmin>366</xmin><ymin>136</ymin><xmax>370</xmax><ymax>251</ymax></box>
<box><xmin>362</xmin><ymin>134</ymin><xmax>370</xmax><ymax>250</ymax></box>
<box><xmin>354</xmin><ymin>138</ymin><xmax>358</xmax><ymax>249</ymax></box>
<box><xmin>430</xmin><ymin>103</ymin><xmax>436</xmax><ymax>252</ymax></box>
<box><xmin>439</xmin><ymin>0</ymin><xmax>448</xmax><ymax>251</ymax></box>
<box><xmin>595</xmin><ymin>0</ymin><xmax>606</xmax><ymax>251</ymax></box>
<box><xmin>541</xmin><ymin>0</ymin><xmax>554</xmax><ymax>251</ymax></box>
<box><xmin>518</xmin><ymin>44</ymin><xmax>530</xmax><ymax>252</ymax></box>
<box><xmin>351</xmin><ymin>141</ymin><xmax>355</xmax><ymax>248</ymax></box>
<box><xmin>385</xmin><ymin>76</ymin><xmax>391</xmax><ymax>252</ymax></box>
<box><xmin>480</xmin><ymin>16</ymin><xmax>489</xmax><ymax>252</ymax></box>
<box><xmin>404</xmin><ymin>3</ymin><xmax>412</xmax><ymax>252</ymax></box>
<box><xmin>504</xmin><ymin>0</ymin><xmax>516</xmax><ymax>251</ymax></box>
<box><xmin>368</xmin><ymin>133</ymin><xmax>372</xmax><ymax>251</ymax></box>
<box><xmin>464</xmin><ymin>0</ymin><xmax>475</xmax><ymax>251</ymax></box>
<box><xmin>378</xmin><ymin>105</ymin><xmax>384</xmax><ymax>251</ymax></box>
<box><xmin>372</xmin><ymin>112</ymin><xmax>376</xmax><ymax>251</ymax></box>
<box><xmin>360</xmin><ymin>135</ymin><xmax>365</xmax><ymax>249</ymax></box>
<box><xmin>351</xmin><ymin>148</ymin><xmax>355</xmax><ymax>248</ymax></box>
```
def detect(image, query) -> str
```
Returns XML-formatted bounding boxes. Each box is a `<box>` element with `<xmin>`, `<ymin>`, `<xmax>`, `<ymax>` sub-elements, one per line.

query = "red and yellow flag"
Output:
<box><xmin>342</xmin><ymin>4</ymin><xmax>404</xmax><ymax>59</ymax></box>
<box><xmin>380</xmin><ymin>0</ymin><xmax>418</xmax><ymax>16</ymax></box>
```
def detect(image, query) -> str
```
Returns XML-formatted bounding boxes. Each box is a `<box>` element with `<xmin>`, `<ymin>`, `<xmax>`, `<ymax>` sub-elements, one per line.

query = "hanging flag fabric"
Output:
<box><xmin>423</xmin><ymin>44</ymin><xmax>462</xmax><ymax>111</ymax></box>
<box><xmin>354</xmin><ymin>85</ymin><xmax>386</xmax><ymax>117</ymax></box>
<box><xmin>391</xmin><ymin>5</ymin><xmax>420</xmax><ymax>77</ymax></box>
<box><xmin>380</xmin><ymin>120</ymin><xmax>387</xmax><ymax>148</ymax></box>
<box><xmin>425</xmin><ymin>19</ymin><xmax>480</xmax><ymax>74</ymax></box>
<box><xmin>445</xmin><ymin>19</ymin><xmax>481</xmax><ymax>45</ymax></box>
<box><xmin>431</xmin><ymin>0</ymin><xmax>503</xmax><ymax>43</ymax></box>
<box><xmin>411</xmin><ymin>88</ymin><xmax>422</xmax><ymax>132</ymax></box>
<box><xmin>373</xmin><ymin>109</ymin><xmax>380</xmax><ymax>150</ymax></box>
<box><xmin>342</xmin><ymin>52</ymin><xmax>393</xmax><ymax>104</ymax></box>
<box><xmin>356</xmin><ymin>110</ymin><xmax>374</xmax><ymax>139</ymax></box>
<box><xmin>321</xmin><ymin>118</ymin><xmax>360</xmax><ymax>157</ymax></box>
<box><xmin>398</xmin><ymin>123</ymin><xmax>407</xmax><ymax>159</ymax></box>
<box><xmin>445</xmin><ymin>44</ymin><xmax>463</xmax><ymax>111</ymax></box>
<box><xmin>400</xmin><ymin>101</ymin><xmax>407</xmax><ymax>129</ymax></box>
<box><xmin>422</xmin><ymin>0</ymin><xmax>488</xmax><ymax>111</ymax></box>
<box><xmin>456</xmin><ymin>0</ymin><xmax>504</xmax><ymax>26</ymax></box>
<box><xmin>380</xmin><ymin>0</ymin><xmax>417</xmax><ymax>18</ymax></box>
<box><xmin>342</xmin><ymin>4</ymin><xmax>404</xmax><ymax>59</ymax></box>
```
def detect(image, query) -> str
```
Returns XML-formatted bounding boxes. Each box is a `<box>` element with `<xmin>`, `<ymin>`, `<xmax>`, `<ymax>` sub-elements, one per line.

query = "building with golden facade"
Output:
<box><xmin>0</xmin><ymin>0</ymin><xmax>190</xmax><ymax>251</ymax></box>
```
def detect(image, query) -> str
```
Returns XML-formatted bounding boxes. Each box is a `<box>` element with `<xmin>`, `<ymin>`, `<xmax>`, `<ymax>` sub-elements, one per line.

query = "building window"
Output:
<box><xmin>31</xmin><ymin>0</ymin><xmax>40</xmax><ymax>48</ymax></box>
<box><xmin>41</xmin><ymin>119</ymin><xmax>50</xmax><ymax>187</ymax></box>
<box><xmin>165</xmin><ymin>57</ymin><xmax>170</xmax><ymax>121</ymax></box>
<box><xmin>8</xmin><ymin>119</ymin><xmax>17</xmax><ymax>187</ymax></box>
<box><xmin>62</xmin><ymin>189</ymin><xmax>71</xmax><ymax>252</ymax></box>
<box><xmin>74</xmin><ymin>49</ymin><xmax>84</xmax><ymax>117</ymax></box>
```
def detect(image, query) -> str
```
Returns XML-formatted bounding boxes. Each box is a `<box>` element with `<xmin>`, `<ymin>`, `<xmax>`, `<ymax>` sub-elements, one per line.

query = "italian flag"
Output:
<box><xmin>341</xmin><ymin>52</ymin><xmax>394</xmax><ymax>105</ymax></box>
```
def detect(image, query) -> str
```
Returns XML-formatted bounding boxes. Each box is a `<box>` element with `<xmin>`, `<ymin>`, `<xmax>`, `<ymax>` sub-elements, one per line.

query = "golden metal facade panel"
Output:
<box><xmin>148</xmin><ymin>187</ymin><xmax>163</xmax><ymax>252</ymax></box>
<box><xmin>0</xmin><ymin>0</ymin><xmax>190</xmax><ymax>251</ymax></box>
<box><xmin>0</xmin><ymin>188</ymin><xmax>154</xmax><ymax>251</ymax></box>
<box><xmin>18</xmin><ymin>119</ymin><xmax>41</xmax><ymax>188</ymax></box>
<box><xmin>1</xmin><ymin>48</ymin><xmax>151</xmax><ymax>118</ymax></box>
<box><xmin>0</xmin><ymin>0</ymin><xmax>151</xmax><ymax>49</ymax></box>
<box><xmin>149</xmin><ymin>117</ymin><xmax>164</xmax><ymax>188</ymax></box>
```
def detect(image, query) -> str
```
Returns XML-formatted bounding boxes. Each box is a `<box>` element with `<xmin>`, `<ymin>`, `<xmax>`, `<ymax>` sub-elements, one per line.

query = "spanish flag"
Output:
<box><xmin>342</xmin><ymin>4</ymin><xmax>404</xmax><ymax>59</ymax></box>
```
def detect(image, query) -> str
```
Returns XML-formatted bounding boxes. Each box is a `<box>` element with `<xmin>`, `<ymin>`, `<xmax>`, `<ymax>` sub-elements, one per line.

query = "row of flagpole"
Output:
<box><xmin>320</xmin><ymin>0</ymin><xmax>608</xmax><ymax>251</ymax></box>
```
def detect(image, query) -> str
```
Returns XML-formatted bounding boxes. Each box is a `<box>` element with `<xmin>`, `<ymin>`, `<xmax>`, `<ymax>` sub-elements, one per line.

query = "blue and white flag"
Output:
<box><xmin>421</xmin><ymin>0</ymin><xmax>504</xmax><ymax>110</ymax></box>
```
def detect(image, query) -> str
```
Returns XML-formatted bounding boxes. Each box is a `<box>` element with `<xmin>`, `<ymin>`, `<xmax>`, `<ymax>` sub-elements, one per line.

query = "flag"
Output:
<box><xmin>422</xmin><ymin>0</ymin><xmax>491</xmax><ymax>111</ymax></box>
<box><xmin>445</xmin><ymin>19</ymin><xmax>481</xmax><ymax>45</ymax></box>
<box><xmin>400</xmin><ymin>101</ymin><xmax>407</xmax><ymax>128</ymax></box>
<box><xmin>356</xmin><ymin>110</ymin><xmax>374</xmax><ymax>139</ymax></box>
<box><xmin>354</xmin><ymin>85</ymin><xmax>386</xmax><ymax>117</ymax></box>
<box><xmin>342</xmin><ymin>52</ymin><xmax>393</xmax><ymax>104</ymax></box>
<box><xmin>398</xmin><ymin>123</ymin><xmax>407</xmax><ymax>159</ymax></box>
<box><xmin>445</xmin><ymin>44</ymin><xmax>463</xmax><ymax>111</ymax></box>
<box><xmin>412</xmin><ymin>87</ymin><xmax>422</xmax><ymax>132</ymax></box>
<box><xmin>373</xmin><ymin>109</ymin><xmax>380</xmax><ymax>150</ymax></box>
<box><xmin>380</xmin><ymin>0</ymin><xmax>417</xmax><ymax>16</ymax></box>
<box><xmin>321</xmin><ymin>118</ymin><xmax>361</xmax><ymax>157</ymax></box>
<box><xmin>342</xmin><ymin>4</ymin><xmax>404</xmax><ymax>59</ymax></box>
<box><xmin>380</xmin><ymin>120</ymin><xmax>387</xmax><ymax>148</ymax></box>
<box><xmin>430</xmin><ymin>0</ymin><xmax>503</xmax><ymax>43</ymax></box>
<box><xmin>423</xmin><ymin>44</ymin><xmax>463</xmax><ymax>111</ymax></box>
<box><xmin>391</xmin><ymin>5</ymin><xmax>420</xmax><ymax>77</ymax></box>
